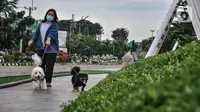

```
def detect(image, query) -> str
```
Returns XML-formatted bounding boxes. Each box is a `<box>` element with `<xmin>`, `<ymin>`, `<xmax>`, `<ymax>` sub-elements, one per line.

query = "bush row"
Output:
<box><xmin>61</xmin><ymin>41</ymin><xmax>200</xmax><ymax>112</ymax></box>
<box><xmin>3</xmin><ymin>51</ymin><xmax>34</xmax><ymax>63</ymax></box>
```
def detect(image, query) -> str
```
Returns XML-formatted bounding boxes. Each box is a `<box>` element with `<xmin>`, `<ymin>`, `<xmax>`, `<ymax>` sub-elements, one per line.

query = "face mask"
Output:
<box><xmin>46</xmin><ymin>15</ymin><xmax>54</xmax><ymax>22</ymax></box>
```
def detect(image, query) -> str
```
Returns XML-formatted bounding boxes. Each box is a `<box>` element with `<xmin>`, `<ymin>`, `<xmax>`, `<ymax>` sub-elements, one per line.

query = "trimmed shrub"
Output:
<box><xmin>61</xmin><ymin>41</ymin><xmax>200</xmax><ymax>112</ymax></box>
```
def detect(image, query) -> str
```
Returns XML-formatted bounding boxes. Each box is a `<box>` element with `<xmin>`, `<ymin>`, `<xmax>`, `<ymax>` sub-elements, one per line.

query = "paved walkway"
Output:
<box><xmin>0</xmin><ymin>64</ymin><xmax>122</xmax><ymax>77</ymax></box>
<box><xmin>0</xmin><ymin>74</ymin><xmax>108</xmax><ymax>112</ymax></box>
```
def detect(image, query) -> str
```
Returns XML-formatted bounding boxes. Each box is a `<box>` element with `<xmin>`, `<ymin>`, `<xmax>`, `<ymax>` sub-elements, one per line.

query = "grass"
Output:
<box><xmin>53</xmin><ymin>70</ymin><xmax>113</xmax><ymax>75</ymax></box>
<box><xmin>0</xmin><ymin>75</ymin><xmax>30</xmax><ymax>85</ymax></box>
<box><xmin>0</xmin><ymin>70</ymin><xmax>114</xmax><ymax>85</ymax></box>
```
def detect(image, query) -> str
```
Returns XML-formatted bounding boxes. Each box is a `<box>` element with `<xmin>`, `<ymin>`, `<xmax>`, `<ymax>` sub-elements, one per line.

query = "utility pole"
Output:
<box><xmin>71</xmin><ymin>14</ymin><xmax>75</xmax><ymax>34</ymax></box>
<box><xmin>19</xmin><ymin>0</ymin><xmax>37</xmax><ymax>52</ymax></box>
<box><xmin>24</xmin><ymin>0</ymin><xmax>37</xmax><ymax>16</ymax></box>
<box><xmin>66</xmin><ymin>14</ymin><xmax>89</xmax><ymax>56</ymax></box>
<box><xmin>66</xmin><ymin>14</ymin><xmax>76</xmax><ymax>56</ymax></box>
<box><xmin>78</xmin><ymin>15</ymin><xmax>89</xmax><ymax>34</ymax></box>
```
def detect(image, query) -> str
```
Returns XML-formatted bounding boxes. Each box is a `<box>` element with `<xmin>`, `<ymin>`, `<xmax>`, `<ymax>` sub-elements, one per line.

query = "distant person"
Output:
<box><xmin>28</xmin><ymin>9</ymin><xmax>59</xmax><ymax>87</ymax></box>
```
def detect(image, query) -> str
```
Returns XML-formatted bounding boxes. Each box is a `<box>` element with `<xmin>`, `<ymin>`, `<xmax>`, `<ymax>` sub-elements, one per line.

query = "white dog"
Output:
<box><xmin>31</xmin><ymin>54</ymin><xmax>47</xmax><ymax>90</ymax></box>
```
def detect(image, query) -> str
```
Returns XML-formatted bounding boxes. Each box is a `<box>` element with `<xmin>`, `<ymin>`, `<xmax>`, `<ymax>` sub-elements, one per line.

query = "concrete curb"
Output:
<box><xmin>0</xmin><ymin>72</ymin><xmax>111</xmax><ymax>89</ymax></box>
<box><xmin>0</xmin><ymin>78</ymin><xmax>32</xmax><ymax>89</ymax></box>
<box><xmin>0</xmin><ymin>63</ymin><xmax>34</xmax><ymax>66</ymax></box>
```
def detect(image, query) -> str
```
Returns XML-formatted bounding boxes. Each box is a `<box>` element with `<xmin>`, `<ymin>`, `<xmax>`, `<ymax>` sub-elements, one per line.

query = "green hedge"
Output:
<box><xmin>3</xmin><ymin>51</ymin><xmax>34</xmax><ymax>63</ymax></box>
<box><xmin>61</xmin><ymin>41</ymin><xmax>200</xmax><ymax>112</ymax></box>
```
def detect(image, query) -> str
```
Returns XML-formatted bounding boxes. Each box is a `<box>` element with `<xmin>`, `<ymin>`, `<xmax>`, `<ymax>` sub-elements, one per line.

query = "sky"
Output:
<box><xmin>17</xmin><ymin>0</ymin><xmax>174</xmax><ymax>42</ymax></box>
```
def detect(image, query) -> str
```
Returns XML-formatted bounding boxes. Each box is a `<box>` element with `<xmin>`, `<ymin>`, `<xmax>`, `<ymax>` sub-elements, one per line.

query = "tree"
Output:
<box><xmin>69</xmin><ymin>34</ymin><xmax>130</xmax><ymax>59</ymax></box>
<box><xmin>58</xmin><ymin>19</ymin><xmax>104</xmax><ymax>38</ymax></box>
<box><xmin>16</xmin><ymin>15</ymin><xmax>35</xmax><ymax>52</ymax></box>
<box><xmin>0</xmin><ymin>9</ymin><xmax>35</xmax><ymax>50</ymax></box>
<box><xmin>159</xmin><ymin>22</ymin><xmax>196</xmax><ymax>53</ymax></box>
<box><xmin>0</xmin><ymin>0</ymin><xmax>19</xmax><ymax>49</ymax></box>
<box><xmin>140</xmin><ymin>22</ymin><xmax>196</xmax><ymax>54</ymax></box>
<box><xmin>140</xmin><ymin>37</ymin><xmax>154</xmax><ymax>52</ymax></box>
<box><xmin>58</xmin><ymin>20</ymin><xmax>71</xmax><ymax>31</ymax></box>
<box><xmin>111</xmin><ymin>28</ymin><xmax>129</xmax><ymax>42</ymax></box>
<box><xmin>70</xmin><ymin>34</ymin><xmax>99</xmax><ymax>57</ymax></box>
<box><xmin>75</xmin><ymin>20</ymin><xmax>103</xmax><ymax>37</ymax></box>
<box><xmin>113</xmin><ymin>40</ymin><xmax>129</xmax><ymax>58</ymax></box>
<box><xmin>0</xmin><ymin>0</ymin><xmax>19</xmax><ymax>18</ymax></box>
<box><xmin>87</xmin><ymin>22</ymin><xmax>103</xmax><ymax>37</ymax></box>
<box><xmin>131</xmin><ymin>40</ymin><xmax>137</xmax><ymax>52</ymax></box>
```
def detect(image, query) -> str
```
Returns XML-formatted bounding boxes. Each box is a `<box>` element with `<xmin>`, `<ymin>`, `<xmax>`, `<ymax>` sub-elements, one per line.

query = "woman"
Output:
<box><xmin>28</xmin><ymin>9</ymin><xmax>59</xmax><ymax>87</ymax></box>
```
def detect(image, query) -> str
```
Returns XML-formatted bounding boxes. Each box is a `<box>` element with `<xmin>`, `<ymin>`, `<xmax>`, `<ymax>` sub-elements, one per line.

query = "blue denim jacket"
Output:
<box><xmin>31</xmin><ymin>22</ymin><xmax>59</xmax><ymax>53</ymax></box>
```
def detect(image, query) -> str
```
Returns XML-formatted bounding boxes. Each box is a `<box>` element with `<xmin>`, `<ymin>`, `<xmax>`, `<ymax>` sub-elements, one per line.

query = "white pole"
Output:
<box><xmin>145</xmin><ymin>0</ymin><xmax>180</xmax><ymax>58</ymax></box>
<box><xmin>193</xmin><ymin>0</ymin><xmax>200</xmax><ymax>21</ymax></box>
<box><xmin>187</xmin><ymin>0</ymin><xmax>200</xmax><ymax>40</ymax></box>
<box><xmin>172</xmin><ymin>39</ymin><xmax>179</xmax><ymax>51</ymax></box>
<box><xmin>187</xmin><ymin>6</ymin><xmax>200</xmax><ymax>40</ymax></box>
<box><xmin>19</xmin><ymin>38</ymin><xmax>23</xmax><ymax>52</ymax></box>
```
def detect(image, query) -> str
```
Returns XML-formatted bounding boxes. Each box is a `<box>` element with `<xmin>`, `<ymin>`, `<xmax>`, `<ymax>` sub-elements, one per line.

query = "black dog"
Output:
<box><xmin>71</xmin><ymin>66</ymin><xmax>88</xmax><ymax>91</ymax></box>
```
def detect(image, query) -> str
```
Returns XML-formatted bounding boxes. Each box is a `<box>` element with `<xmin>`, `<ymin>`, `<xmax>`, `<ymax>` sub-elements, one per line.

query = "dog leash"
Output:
<box><xmin>47</xmin><ymin>45</ymin><xmax>79</xmax><ymax>75</ymax></box>
<box><xmin>48</xmin><ymin>45</ymin><xmax>86</xmax><ymax>89</ymax></box>
<box><xmin>41</xmin><ymin>45</ymin><xmax>48</xmax><ymax>61</ymax></box>
<box><xmin>48</xmin><ymin>45</ymin><xmax>73</xmax><ymax>68</ymax></box>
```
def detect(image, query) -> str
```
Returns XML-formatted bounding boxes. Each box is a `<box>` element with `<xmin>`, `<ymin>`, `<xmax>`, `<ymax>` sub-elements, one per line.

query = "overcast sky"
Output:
<box><xmin>17</xmin><ymin>0</ymin><xmax>174</xmax><ymax>42</ymax></box>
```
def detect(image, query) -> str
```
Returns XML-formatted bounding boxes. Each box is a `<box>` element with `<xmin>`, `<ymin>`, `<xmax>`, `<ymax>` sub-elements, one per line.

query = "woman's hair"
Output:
<box><xmin>42</xmin><ymin>9</ymin><xmax>58</xmax><ymax>23</ymax></box>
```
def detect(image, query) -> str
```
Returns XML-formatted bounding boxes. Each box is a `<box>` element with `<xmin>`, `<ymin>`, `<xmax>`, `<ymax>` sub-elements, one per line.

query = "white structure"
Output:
<box><xmin>122</xmin><ymin>51</ymin><xmax>134</xmax><ymax>67</ymax></box>
<box><xmin>58</xmin><ymin>31</ymin><xmax>68</xmax><ymax>52</ymax></box>
<box><xmin>145</xmin><ymin>0</ymin><xmax>200</xmax><ymax>58</ymax></box>
<box><xmin>172</xmin><ymin>38</ymin><xmax>180</xmax><ymax>51</ymax></box>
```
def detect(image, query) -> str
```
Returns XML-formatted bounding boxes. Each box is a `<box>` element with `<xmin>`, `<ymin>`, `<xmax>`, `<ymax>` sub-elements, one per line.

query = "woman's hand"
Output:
<box><xmin>28</xmin><ymin>40</ymin><xmax>33</xmax><ymax>47</ymax></box>
<box><xmin>46</xmin><ymin>38</ymin><xmax>51</xmax><ymax>46</ymax></box>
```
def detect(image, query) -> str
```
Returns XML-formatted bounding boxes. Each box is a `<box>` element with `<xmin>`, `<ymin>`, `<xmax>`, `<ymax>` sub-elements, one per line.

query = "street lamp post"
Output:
<box><xmin>112</xmin><ymin>41</ymin><xmax>115</xmax><ymax>56</ymax></box>
<box><xmin>150</xmin><ymin>30</ymin><xmax>155</xmax><ymax>37</ymax></box>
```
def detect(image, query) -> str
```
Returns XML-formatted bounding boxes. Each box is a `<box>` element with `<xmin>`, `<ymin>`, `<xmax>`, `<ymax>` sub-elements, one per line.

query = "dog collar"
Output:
<box><xmin>32</xmin><ymin>77</ymin><xmax>45</xmax><ymax>81</ymax></box>
<box><xmin>41</xmin><ymin>77</ymin><xmax>45</xmax><ymax>81</ymax></box>
<box><xmin>32</xmin><ymin>78</ymin><xmax>37</xmax><ymax>82</ymax></box>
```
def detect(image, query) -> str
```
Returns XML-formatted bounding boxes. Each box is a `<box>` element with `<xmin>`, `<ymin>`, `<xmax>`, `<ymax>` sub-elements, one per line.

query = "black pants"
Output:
<box><xmin>37</xmin><ymin>50</ymin><xmax>57</xmax><ymax>83</ymax></box>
